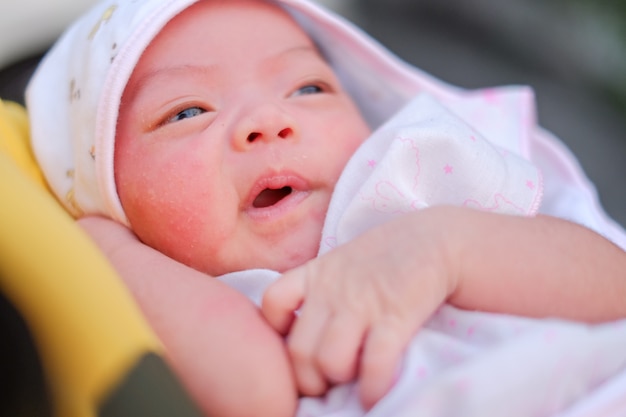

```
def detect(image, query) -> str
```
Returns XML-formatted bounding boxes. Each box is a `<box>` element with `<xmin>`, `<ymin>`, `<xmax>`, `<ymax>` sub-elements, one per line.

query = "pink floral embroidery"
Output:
<box><xmin>482</xmin><ymin>88</ymin><xmax>501</xmax><ymax>104</ymax></box>
<box><xmin>323</xmin><ymin>236</ymin><xmax>337</xmax><ymax>250</ymax></box>
<box><xmin>463</xmin><ymin>194</ymin><xmax>525</xmax><ymax>214</ymax></box>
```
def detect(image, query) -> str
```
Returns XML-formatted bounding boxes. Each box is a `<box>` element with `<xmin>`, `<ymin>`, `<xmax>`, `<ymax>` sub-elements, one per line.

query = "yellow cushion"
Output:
<box><xmin>0</xmin><ymin>99</ymin><xmax>49</xmax><ymax>189</ymax></box>
<box><xmin>0</xmin><ymin>99</ymin><xmax>163</xmax><ymax>417</ymax></box>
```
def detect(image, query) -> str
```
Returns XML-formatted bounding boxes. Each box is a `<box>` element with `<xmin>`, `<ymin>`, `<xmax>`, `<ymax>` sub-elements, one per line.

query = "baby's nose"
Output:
<box><xmin>232</xmin><ymin>104</ymin><xmax>299</xmax><ymax>150</ymax></box>
<box><xmin>246</xmin><ymin>127</ymin><xmax>294</xmax><ymax>143</ymax></box>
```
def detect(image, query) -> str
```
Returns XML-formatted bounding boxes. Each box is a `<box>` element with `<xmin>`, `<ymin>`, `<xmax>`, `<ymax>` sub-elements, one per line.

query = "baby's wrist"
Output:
<box><xmin>410</xmin><ymin>206</ymin><xmax>475</xmax><ymax>299</ymax></box>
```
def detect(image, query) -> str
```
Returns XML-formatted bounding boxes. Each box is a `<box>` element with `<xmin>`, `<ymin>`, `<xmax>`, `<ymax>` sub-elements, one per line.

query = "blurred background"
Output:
<box><xmin>1</xmin><ymin>0</ymin><xmax>624</xmax><ymax>227</ymax></box>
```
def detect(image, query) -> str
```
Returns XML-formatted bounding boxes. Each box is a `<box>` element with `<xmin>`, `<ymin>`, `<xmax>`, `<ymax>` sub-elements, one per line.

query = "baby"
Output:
<box><xmin>27</xmin><ymin>0</ymin><xmax>626</xmax><ymax>416</ymax></box>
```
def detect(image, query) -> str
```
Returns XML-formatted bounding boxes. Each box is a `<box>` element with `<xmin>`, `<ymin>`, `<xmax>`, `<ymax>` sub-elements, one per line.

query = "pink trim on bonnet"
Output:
<box><xmin>95</xmin><ymin>0</ymin><xmax>202</xmax><ymax>225</ymax></box>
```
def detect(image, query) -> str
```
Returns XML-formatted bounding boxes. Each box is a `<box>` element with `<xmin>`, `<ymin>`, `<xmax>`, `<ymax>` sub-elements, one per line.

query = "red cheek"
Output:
<box><xmin>117</xmin><ymin>146</ymin><xmax>213</xmax><ymax>243</ymax></box>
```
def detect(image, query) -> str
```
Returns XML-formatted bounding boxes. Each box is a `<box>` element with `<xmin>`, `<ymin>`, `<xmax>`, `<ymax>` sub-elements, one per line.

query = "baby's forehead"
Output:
<box><xmin>148</xmin><ymin>2</ymin><xmax>315</xmax><ymax>54</ymax></box>
<box><xmin>156</xmin><ymin>0</ymin><xmax>312</xmax><ymax>38</ymax></box>
<box><xmin>124</xmin><ymin>0</ymin><xmax>327</xmax><ymax>87</ymax></box>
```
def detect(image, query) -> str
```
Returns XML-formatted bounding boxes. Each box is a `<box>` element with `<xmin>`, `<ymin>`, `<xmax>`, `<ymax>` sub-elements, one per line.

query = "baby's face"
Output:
<box><xmin>115</xmin><ymin>0</ymin><xmax>371</xmax><ymax>275</ymax></box>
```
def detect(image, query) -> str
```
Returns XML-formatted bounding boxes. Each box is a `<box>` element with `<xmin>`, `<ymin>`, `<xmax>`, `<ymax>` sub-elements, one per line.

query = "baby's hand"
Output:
<box><xmin>262</xmin><ymin>210</ymin><xmax>457</xmax><ymax>409</ymax></box>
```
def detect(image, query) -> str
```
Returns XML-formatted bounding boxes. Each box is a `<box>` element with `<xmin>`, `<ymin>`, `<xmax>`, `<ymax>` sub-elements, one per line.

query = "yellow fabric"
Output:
<box><xmin>0</xmin><ymin>99</ymin><xmax>163</xmax><ymax>417</ymax></box>
<box><xmin>0</xmin><ymin>99</ymin><xmax>49</xmax><ymax>190</ymax></box>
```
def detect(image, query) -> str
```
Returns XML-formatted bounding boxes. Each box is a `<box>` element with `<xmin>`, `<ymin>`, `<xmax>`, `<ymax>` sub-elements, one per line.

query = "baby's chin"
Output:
<box><xmin>268</xmin><ymin>237</ymin><xmax>322</xmax><ymax>273</ymax></box>
<box><xmin>202</xmin><ymin>245</ymin><xmax>320</xmax><ymax>277</ymax></box>
<box><xmin>272</xmin><ymin>252</ymin><xmax>318</xmax><ymax>274</ymax></box>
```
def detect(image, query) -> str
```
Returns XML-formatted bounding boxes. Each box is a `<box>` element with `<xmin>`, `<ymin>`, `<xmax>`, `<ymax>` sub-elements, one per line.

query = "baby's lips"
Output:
<box><xmin>253</xmin><ymin>186</ymin><xmax>293</xmax><ymax>208</ymax></box>
<box><xmin>245</xmin><ymin>170</ymin><xmax>310</xmax><ymax>209</ymax></box>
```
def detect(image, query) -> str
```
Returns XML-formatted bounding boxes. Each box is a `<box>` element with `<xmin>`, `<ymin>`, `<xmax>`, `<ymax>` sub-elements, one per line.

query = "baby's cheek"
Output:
<box><xmin>136</xmin><ymin>194</ymin><xmax>216</xmax><ymax>274</ymax></box>
<box><xmin>121</xmin><ymin>159</ymin><xmax>202</xmax><ymax>250</ymax></box>
<box><xmin>120</xmin><ymin>137</ymin><xmax>237</xmax><ymax>274</ymax></box>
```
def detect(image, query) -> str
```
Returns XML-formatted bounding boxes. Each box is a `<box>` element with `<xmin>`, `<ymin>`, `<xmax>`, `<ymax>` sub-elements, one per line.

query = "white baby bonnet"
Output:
<box><xmin>25</xmin><ymin>0</ymin><xmax>626</xmax><ymax>248</ymax></box>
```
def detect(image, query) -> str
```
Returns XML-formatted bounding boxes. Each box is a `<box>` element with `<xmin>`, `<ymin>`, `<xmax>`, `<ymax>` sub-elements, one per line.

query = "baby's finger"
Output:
<box><xmin>316</xmin><ymin>312</ymin><xmax>364</xmax><ymax>384</ymax></box>
<box><xmin>261</xmin><ymin>271</ymin><xmax>306</xmax><ymax>334</ymax></box>
<box><xmin>358</xmin><ymin>322</ymin><xmax>411</xmax><ymax>409</ymax></box>
<box><xmin>287</xmin><ymin>301</ymin><xmax>332</xmax><ymax>396</ymax></box>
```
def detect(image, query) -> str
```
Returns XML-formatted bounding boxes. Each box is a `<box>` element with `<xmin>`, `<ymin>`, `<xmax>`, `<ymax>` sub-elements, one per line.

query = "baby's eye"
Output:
<box><xmin>166</xmin><ymin>106</ymin><xmax>206</xmax><ymax>123</ymax></box>
<box><xmin>292</xmin><ymin>84</ymin><xmax>324</xmax><ymax>97</ymax></box>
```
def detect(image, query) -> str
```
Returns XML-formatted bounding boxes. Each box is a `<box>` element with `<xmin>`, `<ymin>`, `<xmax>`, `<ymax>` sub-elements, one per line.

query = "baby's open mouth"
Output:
<box><xmin>252</xmin><ymin>186</ymin><xmax>293</xmax><ymax>208</ymax></box>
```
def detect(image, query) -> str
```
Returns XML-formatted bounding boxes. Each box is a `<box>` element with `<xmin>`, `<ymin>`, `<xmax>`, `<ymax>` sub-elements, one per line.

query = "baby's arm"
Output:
<box><xmin>442</xmin><ymin>207</ymin><xmax>626</xmax><ymax>320</ymax></box>
<box><xmin>78</xmin><ymin>216</ymin><xmax>297</xmax><ymax>417</ymax></box>
<box><xmin>263</xmin><ymin>206</ymin><xmax>626</xmax><ymax>409</ymax></box>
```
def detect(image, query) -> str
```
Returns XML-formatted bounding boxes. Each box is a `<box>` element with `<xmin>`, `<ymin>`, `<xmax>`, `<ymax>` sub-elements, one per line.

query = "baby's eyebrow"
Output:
<box><xmin>124</xmin><ymin>44</ymin><xmax>324</xmax><ymax>102</ymax></box>
<box><xmin>263</xmin><ymin>44</ymin><xmax>328</xmax><ymax>73</ymax></box>
<box><xmin>275</xmin><ymin>44</ymin><xmax>324</xmax><ymax>60</ymax></box>
<box><xmin>126</xmin><ymin>64</ymin><xmax>218</xmax><ymax>99</ymax></box>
